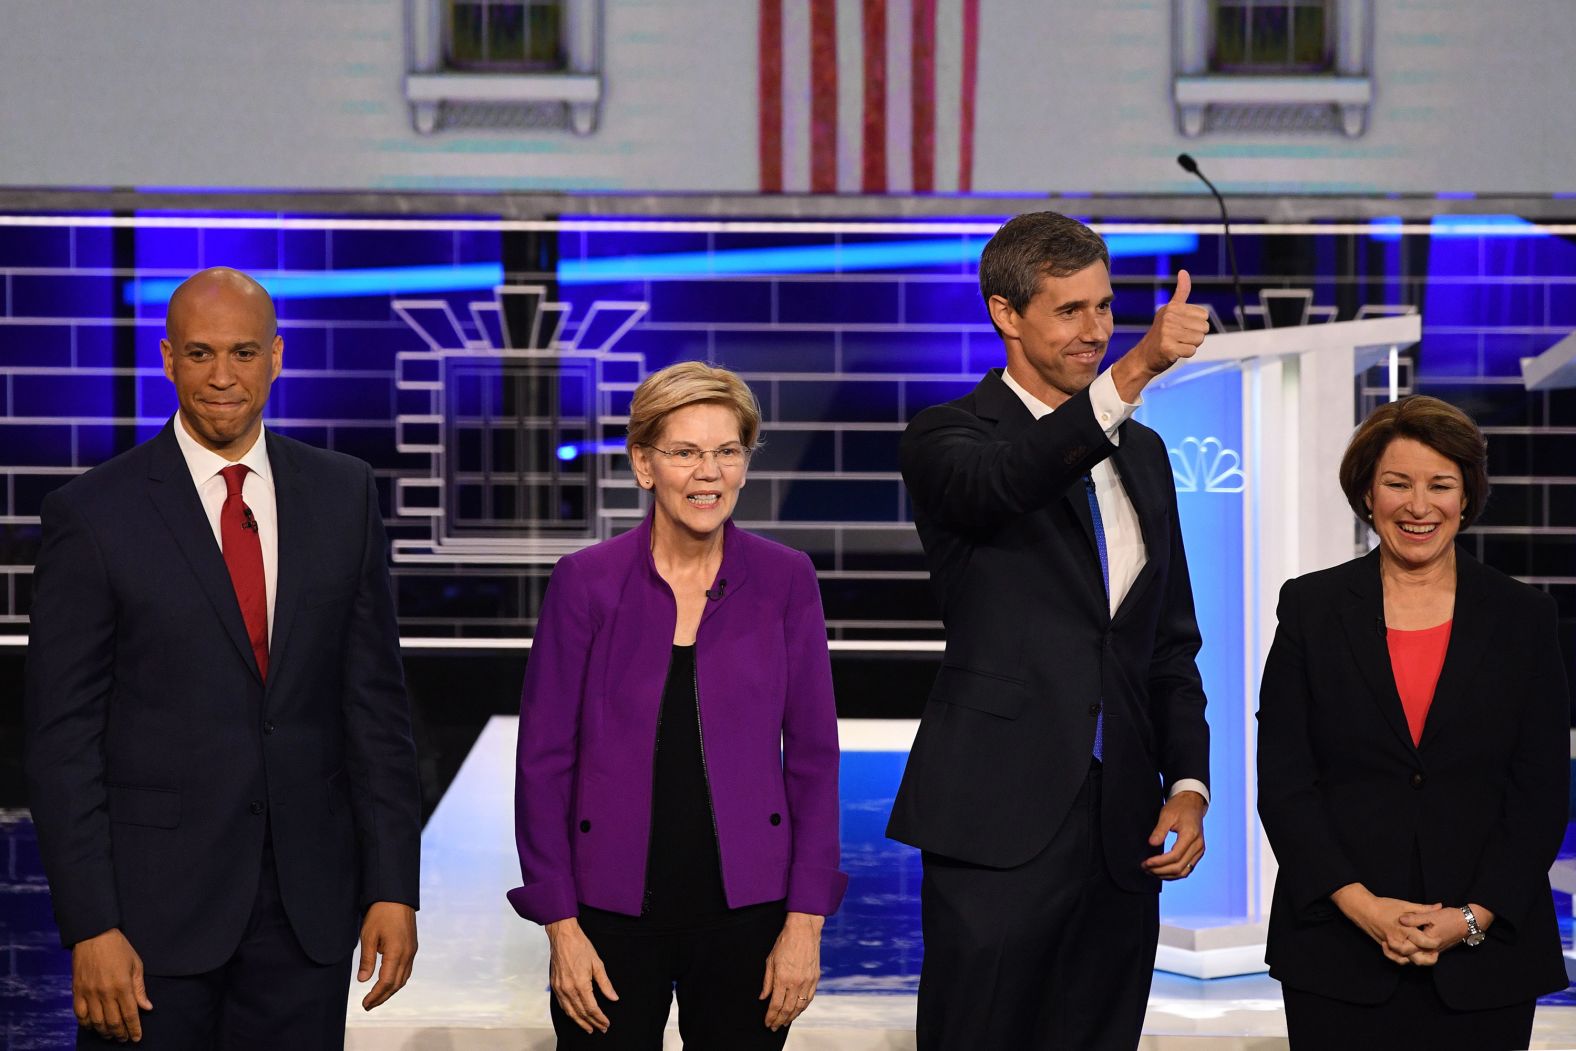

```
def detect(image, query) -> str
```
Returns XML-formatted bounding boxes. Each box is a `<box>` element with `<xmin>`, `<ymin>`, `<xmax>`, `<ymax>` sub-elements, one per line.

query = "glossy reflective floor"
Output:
<box><xmin>7</xmin><ymin>722</ymin><xmax>1576</xmax><ymax>1049</ymax></box>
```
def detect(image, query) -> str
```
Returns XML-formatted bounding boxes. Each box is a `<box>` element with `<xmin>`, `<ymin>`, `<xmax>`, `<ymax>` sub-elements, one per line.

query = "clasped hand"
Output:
<box><xmin>1331</xmin><ymin>884</ymin><xmax>1491</xmax><ymax>966</ymax></box>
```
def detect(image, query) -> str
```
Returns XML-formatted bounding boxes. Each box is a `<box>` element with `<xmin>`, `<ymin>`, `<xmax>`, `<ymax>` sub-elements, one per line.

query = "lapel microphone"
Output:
<box><xmin>242</xmin><ymin>508</ymin><xmax>259</xmax><ymax>533</ymax></box>
<box><xmin>705</xmin><ymin>579</ymin><xmax>728</xmax><ymax>602</ymax></box>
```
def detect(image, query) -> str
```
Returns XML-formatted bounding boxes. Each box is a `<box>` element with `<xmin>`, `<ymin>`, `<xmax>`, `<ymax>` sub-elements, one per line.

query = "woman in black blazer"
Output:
<box><xmin>1258</xmin><ymin>395</ymin><xmax>1570</xmax><ymax>1048</ymax></box>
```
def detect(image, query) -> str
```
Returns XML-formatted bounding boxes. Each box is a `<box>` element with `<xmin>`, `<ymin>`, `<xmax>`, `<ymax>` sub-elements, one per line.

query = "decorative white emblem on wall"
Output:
<box><xmin>389</xmin><ymin>285</ymin><xmax>649</xmax><ymax>563</ymax></box>
<box><xmin>1169</xmin><ymin>437</ymin><xmax>1246</xmax><ymax>494</ymax></box>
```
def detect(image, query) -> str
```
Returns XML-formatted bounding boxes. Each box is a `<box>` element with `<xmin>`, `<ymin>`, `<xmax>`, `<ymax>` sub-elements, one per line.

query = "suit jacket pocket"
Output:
<box><xmin>106</xmin><ymin>784</ymin><xmax>180</xmax><ymax>829</ymax></box>
<box><xmin>303</xmin><ymin>576</ymin><xmax>356</xmax><ymax>611</ymax></box>
<box><xmin>929</xmin><ymin>664</ymin><xmax>1027</xmax><ymax>720</ymax></box>
<box><xmin>326</xmin><ymin>769</ymin><xmax>349</xmax><ymax>816</ymax></box>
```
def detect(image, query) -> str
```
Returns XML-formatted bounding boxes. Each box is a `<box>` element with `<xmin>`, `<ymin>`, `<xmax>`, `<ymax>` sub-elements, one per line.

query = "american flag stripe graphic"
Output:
<box><xmin>759</xmin><ymin>0</ymin><xmax>784</xmax><ymax>193</ymax></box>
<box><xmin>759</xmin><ymin>0</ymin><xmax>980</xmax><ymax>193</ymax></box>
<box><xmin>860</xmin><ymin>0</ymin><xmax>887</xmax><ymax>192</ymax></box>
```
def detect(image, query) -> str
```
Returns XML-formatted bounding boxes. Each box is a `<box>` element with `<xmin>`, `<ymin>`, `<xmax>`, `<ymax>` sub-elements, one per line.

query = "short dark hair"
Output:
<box><xmin>1339</xmin><ymin>395</ymin><xmax>1490</xmax><ymax>529</ymax></box>
<box><xmin>978</xmin><ymin>212</ymin><xmax>1111</xmax><ymax>331</ymax></box>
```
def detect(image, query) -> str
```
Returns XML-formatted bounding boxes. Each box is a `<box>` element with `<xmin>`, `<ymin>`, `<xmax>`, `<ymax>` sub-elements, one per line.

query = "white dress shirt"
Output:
<box><xmin>172</xmin><ymin>414</ymin><xmax>279</xmax><ymax>642</ymax></box>
<box><xmin>1001</xmin><ymin>368</ymin><xmax>1208</xmax><ymax>805</ymax></box>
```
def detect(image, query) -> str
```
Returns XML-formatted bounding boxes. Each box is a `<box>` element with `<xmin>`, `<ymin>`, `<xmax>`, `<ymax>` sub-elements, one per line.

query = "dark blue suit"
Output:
<box><xmin>887</xmin><ymin>370</ymin><xmax>1210</xmax><ymax>1050</ymax></box>
<box><xmin>24</xmin><ymin>422</ymin><xmax>420</xmax><ymax>1039</ymax></box>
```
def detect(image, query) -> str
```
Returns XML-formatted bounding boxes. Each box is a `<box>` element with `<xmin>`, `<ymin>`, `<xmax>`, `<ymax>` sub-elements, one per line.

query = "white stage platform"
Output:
<box><xmin>345</xmin><ymin>717</ymin><xmax>1576</xmax><ymax>1049</ymax></box>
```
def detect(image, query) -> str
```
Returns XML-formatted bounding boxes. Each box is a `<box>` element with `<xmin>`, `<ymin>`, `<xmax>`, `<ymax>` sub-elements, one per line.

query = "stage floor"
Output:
<box><xmin>337</xmin><ymin>717</ymin><xmax>1576</xmax><ymax>1050</ymax></box>
<box><xmin>7</xmin><ymin>719</ymin><xmax>1576</xmax><ymax>1048</ymax></box>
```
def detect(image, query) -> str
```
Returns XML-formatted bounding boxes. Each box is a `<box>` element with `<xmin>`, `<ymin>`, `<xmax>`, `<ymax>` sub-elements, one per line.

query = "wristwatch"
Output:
<box><xmin>1460</xmin><ymin>904</ymin><xmax>1486</xmax><ymax>947</ymax></box>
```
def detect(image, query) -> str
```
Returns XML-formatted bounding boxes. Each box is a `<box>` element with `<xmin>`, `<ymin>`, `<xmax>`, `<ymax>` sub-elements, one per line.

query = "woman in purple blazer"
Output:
<box><xmin>509</xmin><ymin>361</ymin><xmax>847</xmax><ymax>1049</ymax></box>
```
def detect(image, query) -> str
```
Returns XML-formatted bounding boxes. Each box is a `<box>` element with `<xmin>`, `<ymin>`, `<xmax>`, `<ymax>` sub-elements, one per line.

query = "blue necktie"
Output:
<box><xmin>1085</xmin><ymin>474</ymin><xmax>1107</xmax><ymax>762</ymax></box>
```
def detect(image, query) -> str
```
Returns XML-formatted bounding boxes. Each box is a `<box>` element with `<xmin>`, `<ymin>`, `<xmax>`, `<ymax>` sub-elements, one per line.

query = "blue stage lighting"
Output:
<box><xmin>125</xmin><ymin>263</ymin><xmax>506</xmax><ymax>306</ymax></box>
<box><xmin>556</xmin><ymin>444</ymin><xmax>578</xmax><ymax>462</ymax></box>
<box><xmin>560</xmin><ymin>233</ymin><xmax>1198</xmax><ymax>283</ymax></box>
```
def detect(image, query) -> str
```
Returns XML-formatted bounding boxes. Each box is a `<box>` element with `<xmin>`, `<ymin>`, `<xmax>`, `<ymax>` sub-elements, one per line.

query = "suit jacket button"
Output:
<box><xmin>263</xmin><ymin>721</ymin><xmax>276</xmax><ymax>735</ymax></box>
<box><xmin>249</xmin><ymin>801</ymin><xmax>265</xmax><ymax>815</ymax></box>
<box><xmin>580</xmin><ymin>819</ymin><xmax>591</xmax><ymax>832</ymax></box>
<box><xmin>769</xmin><ymin>812</ymin><xmax>782</xmax><ymax>826</ymax></box>
<box><xmin>1409</xmin><ymin>772</ymin><xmax>1426</xmax><ymax>790</ymax></box>
<box><xmin>1088</xmin><ymin>703</ymin><xmax>1102</xmax><ymax>716</ymax></box>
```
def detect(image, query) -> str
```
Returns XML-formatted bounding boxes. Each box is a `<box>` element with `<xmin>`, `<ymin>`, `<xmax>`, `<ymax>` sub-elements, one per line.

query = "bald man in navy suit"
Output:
<box><xmin>25</xmin><ymin>268</ymin><xmax>422</xmax><ymax>1048</ymax></box>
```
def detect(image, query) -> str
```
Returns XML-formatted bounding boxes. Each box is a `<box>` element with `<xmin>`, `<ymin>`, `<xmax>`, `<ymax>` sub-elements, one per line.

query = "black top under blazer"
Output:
<box><xmin>24</xmin><ymin>423</ymin><xmax>422</xmax><ymax>975</ymax></box>
<box><xmin>886</xmin><ymin>370</ymin><xmax>1210</xmax><ymax>888</ymax></box>
<box><xmin>1257</xmin><ymin>547</ymin><xmax>1570</xmax><ymax>1009</ymax></box>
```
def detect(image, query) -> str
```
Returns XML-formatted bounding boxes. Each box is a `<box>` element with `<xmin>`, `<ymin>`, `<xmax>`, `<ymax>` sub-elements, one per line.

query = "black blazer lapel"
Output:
<box><xmin>1417</xmin><ymin>550</ymin><xmax>1495</xmax><ymax>751</ymax></box>
<box><xmin>263</xmin><ymin>433</ymin><xmax>307</xmax><ymax>689</ymax></box>
<box><xmin>145</xmin><ymin>424</ymin><xmax>263</xmax><ymax>682</ymax></box>
<box><xmin>1338</xmin><ymin>549</ymin><xmax>1418</xmax><ymax>755</ymax></box>
<box><xmin>979</xmin><ymin>368</ymin><xmax>1104</xmax><ymax>591</ymax></box>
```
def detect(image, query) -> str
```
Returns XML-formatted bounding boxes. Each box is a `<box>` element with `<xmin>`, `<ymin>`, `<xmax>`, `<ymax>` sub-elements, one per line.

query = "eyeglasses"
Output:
<box><xmin>641</xmin><ymin>443</ymin><xmax>750</xmax><ymax>469</ymax></box>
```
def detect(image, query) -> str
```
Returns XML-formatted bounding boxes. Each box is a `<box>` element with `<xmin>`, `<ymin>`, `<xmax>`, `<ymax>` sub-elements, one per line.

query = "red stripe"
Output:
<box><xmin>958</xmin><ymin>0</ymin><xmax>980</xmax><ymax>192</ymax></box>
<box><xmin>809</xmin><ymin>0</ymin><xmax>838</xmax><ymax>193</ymax></box>
<box><xmin>911</xmin><ymin>0</ymin><xmax>937</xmax><ymax>193</ymax></box>
<box><xmin>758</xmin><ymin>0</ymin><xmax>783</xmax><ymax>193</ymax></box>
<box><xmin>861</xmin><ymin>0</ymin><xmax>888</xmax><ymax>193</ymax></box>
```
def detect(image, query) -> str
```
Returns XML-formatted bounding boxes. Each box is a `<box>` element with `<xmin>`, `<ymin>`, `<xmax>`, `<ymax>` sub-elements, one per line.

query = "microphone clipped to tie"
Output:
<box><xmin>242</xmin><ymin>507</ymin><xmax>259</xmax><ymax>533</ymax></box>
<box><xmin>705</xmin><ymin>579</ymin><xmax>728</xmax><ymax>602</ymax></box>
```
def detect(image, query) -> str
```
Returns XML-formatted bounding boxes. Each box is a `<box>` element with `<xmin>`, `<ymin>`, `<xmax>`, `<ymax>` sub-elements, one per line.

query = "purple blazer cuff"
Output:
<box><xmin>507</xmin><ymin>879</ymin><xmax>578</xmax><ymax>926</ymax></box>
<box><xmin>785</xmin><ymin>864</ymin><xmax>849</xmax><ymax>917</ymax></box>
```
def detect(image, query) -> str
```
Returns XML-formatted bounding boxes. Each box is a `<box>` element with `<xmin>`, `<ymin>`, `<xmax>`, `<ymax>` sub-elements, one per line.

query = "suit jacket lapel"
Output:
<box><xmin>263</xmin><ymin>432</ymin><xmax>306</xmax><ymax>690</ymax></box>
<box><xmin>1417</xmin><ymin>550</ymin><xmax>1494</xmax><ymax>751</ymax></box>
<box><xmin>146</xmin><ymin>423</ymin><xmax>263</xmax><ymax>682</ymax></box>
<box><xmin>1338</xmin><ymin>549</ymin><xmax>1418</xmax><ymax>755</ymax></box>
<box><xmin>979</xmin><ymin>368</ymin><xmax>1104</xmax><ymax>597</ymax></box>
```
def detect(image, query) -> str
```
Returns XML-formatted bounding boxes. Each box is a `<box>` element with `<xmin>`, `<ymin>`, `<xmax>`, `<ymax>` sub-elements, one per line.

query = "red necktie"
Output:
<box><xmin>220</xmin><ymin>464</ymin><xmax>269</xmax><ymax>681</ymax></box>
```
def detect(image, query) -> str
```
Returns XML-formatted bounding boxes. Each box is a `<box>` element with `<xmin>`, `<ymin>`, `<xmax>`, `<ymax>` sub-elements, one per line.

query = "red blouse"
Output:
<box><xmin>1387</xmin><ymin>620</ymin><xmax>1453</xmax><ymax>746</ymax></box>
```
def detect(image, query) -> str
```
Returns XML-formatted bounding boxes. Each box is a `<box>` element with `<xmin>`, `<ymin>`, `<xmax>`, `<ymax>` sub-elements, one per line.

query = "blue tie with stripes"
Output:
<box><xmin>1084</xmin><ymin>474</ymin><xmax>1107</xmax><ymax>762</ymax></box>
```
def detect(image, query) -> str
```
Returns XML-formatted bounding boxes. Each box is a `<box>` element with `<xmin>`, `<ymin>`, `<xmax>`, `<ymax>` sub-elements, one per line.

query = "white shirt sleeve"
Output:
<box><xmin>1088</xmin><ymin>369</ymin><xmax>1141</xmax><ymax>445</ymax></box>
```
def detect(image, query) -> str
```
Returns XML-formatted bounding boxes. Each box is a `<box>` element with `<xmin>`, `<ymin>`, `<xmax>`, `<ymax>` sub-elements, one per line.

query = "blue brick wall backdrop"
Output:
<box><xmin>2</xmin><ymin>210</ymin><xmax>1576</xmax><ymax>1032</ymax></box>
<box><xmin>0</xmin><ymin>213</ymin><xmax>1572</xmax><ymax>661</ymax></box>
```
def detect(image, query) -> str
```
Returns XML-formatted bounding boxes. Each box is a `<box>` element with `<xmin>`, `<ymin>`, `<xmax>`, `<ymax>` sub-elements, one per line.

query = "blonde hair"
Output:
<box><xmin>625</xmin><ymin>361</ymin><xmax>762</xmax><ymax>453</ymax></box>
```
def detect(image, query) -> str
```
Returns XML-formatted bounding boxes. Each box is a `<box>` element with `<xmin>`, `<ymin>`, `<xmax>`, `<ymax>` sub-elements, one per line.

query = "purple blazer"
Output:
<box><xmin>507</xmin><ymin>513</ymin><xmax>847</xmax><ymax>926</ymax></box>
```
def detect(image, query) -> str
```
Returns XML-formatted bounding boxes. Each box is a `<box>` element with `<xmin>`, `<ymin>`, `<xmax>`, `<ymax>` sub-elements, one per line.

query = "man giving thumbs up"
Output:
<box><xmin>889</xmin><ymin>212</ymin><xmax>1213</xmax><ymax>1051</ymax></box>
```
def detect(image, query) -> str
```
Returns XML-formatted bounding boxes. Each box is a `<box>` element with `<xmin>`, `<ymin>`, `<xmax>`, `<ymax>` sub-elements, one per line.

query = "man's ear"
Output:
<box><xmin>987</xmin><ymin>295</ymin><xmax>1022</xmax><ymax>340</ymax></box>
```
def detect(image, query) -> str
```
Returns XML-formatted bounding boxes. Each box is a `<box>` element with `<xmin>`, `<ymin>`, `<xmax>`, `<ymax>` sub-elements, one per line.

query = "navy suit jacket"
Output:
<box><xmin>886</xmin><ymin>370</ymin><xmax>1210</xmax><ymax>889</ymax></box>
<box><xmin>24</xmin><ymin>422</ymin><xmax>421</xmax><ymax>974</ymax></box>
<box><xmin>1258</xmin><ymin>548</ymin><xmax>1569</xmax><ymax>1009</ymax></box>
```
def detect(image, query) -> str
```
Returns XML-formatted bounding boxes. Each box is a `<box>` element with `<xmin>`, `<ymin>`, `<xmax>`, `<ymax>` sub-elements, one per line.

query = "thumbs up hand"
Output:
<box><xmin>1111</xmin><ymin>270</ymin><xmax>1211</xmax><ymax>400</ymax></box>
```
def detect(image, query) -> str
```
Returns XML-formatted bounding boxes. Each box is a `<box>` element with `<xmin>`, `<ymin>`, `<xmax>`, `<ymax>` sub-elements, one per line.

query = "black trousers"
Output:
<box><xmin>917</xmin><ymin>764</ymin><xmax>1159</xmax><ymax>1051</ymax></box>
<box><xmin>552</xmin><ymin>903</ymin><xmax>791</xmax><ymax>1051</ymax></box>
<box><xmin>1282</xmin><ymin>968</ymin><xmax>1536</xmax><ymax>1050</ymax></box>
<box><xmin>77</xmin><ymin>843</ymin><xmax>353</xmax><ymax>1051</ymax></box>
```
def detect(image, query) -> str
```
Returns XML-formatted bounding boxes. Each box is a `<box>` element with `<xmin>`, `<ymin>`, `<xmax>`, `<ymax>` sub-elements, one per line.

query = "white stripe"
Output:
<box><xmin>932</xmin><ymin>0</ymin><xmax>964</xmax><ymax>192</ymax></box>
<box><xmin>836</xmin><ymin>0</ymin><xmax>864</xmax><ymax>193</ymax></box>
<box><xmin>0</xmin><ymin>216</ymin><xmax>1563</xmax><ymax>237</ymax></box>
<box><xmin>837</xmin><ymin>718</ymin><xmax>921</xmax><ymax>751</ymax></box>
<box><xmin>781</xmin><ymin>0</ymin><xmax>813</xmax><ymax>194</ymax></box>
<box><xmin>885</xmin><ymin>0</ymin><xmax>913</xmax><ymax>194</ymax></box>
